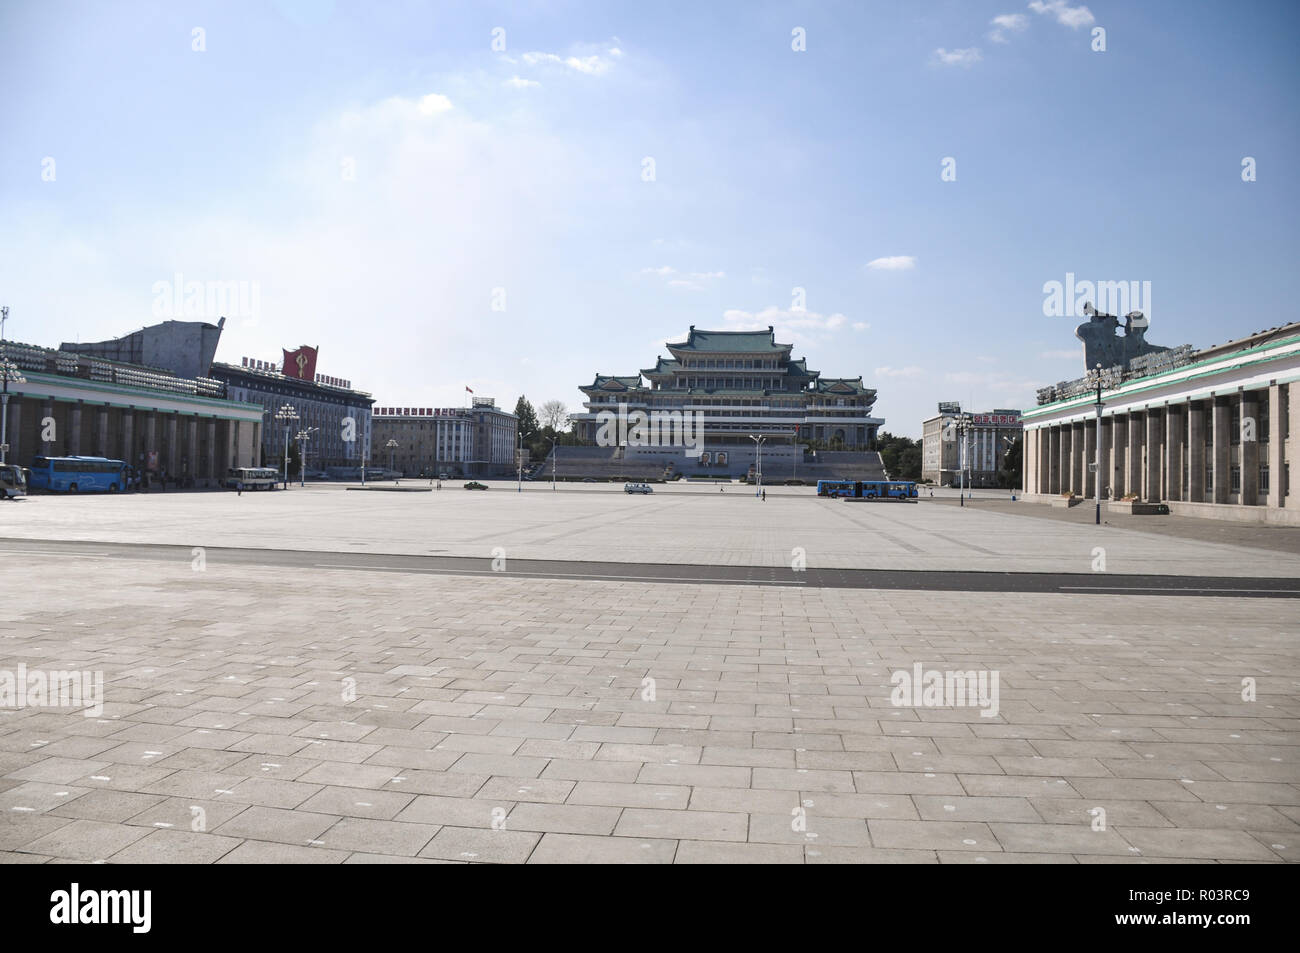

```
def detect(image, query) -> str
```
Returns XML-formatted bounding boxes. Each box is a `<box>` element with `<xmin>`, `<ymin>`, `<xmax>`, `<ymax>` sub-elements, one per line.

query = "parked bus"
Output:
<box><xmin>225</xmin><ymin>466</ymin><xmax>279</xmax><ymax>490</ymax></box>
<box><xmin>28</xmin><ymin>456</ymin><xmax>129</xmax><ymax>493</ymax></box>
<box><xmin>817</xmin><ymin>479</ymin><xmax>918</xmax><ymax>500</ymax></box>
<box><xmin>0</xmin><ymin>464</ymin><xmax>29</xmax><ymax>500</ymax></box>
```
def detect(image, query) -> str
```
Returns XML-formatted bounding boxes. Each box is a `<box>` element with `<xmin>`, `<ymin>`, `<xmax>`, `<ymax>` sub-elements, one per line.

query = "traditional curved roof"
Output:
<box><xmin>666</xmin><ymin>326</ymin><xmax>791</xmax><ymax>354</ymax></box>
<box><xmin>580</xmin><ymin>374</ymin><xmax>644</xmax><ymax>393</ymax></box>
<box><xmin>813</xmin><ymin>377</ymin><xmax>875</xmax><ymax>396</ymax></box>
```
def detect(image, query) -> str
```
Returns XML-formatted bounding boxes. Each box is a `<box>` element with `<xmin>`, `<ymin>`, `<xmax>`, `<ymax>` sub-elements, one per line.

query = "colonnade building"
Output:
<box><xmin>1</xmin><ymin>339</ymin><xmax>264</xmax><ymax>484</ymax></box>
<box><xmin>1022</xmin><ymin>323</ymin><xmax>1300</xmax><ymax>523</ymax></box>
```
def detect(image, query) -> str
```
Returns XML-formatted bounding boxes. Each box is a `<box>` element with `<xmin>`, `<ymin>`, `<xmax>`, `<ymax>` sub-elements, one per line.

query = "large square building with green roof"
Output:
<box><xmin>572</xmin><ymin>326</ymin><xmax>883</xmax><ymax>474</ymax></box>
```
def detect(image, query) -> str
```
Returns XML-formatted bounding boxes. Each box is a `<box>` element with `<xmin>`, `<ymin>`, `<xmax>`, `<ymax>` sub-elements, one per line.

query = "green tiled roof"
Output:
<box><xmin>666</xmin><ymin>326</ymin><xmax>790</xmax><ymax>353</ymax></box>
<box><xmin>640</xmin><ymin>358</ymin><xmax>680</xmax><ymax>377</ymax></box>
<box><xmin>813</xmin><ymin>377</ymin><xmax>873</xmax><ymax>395</ymax></box>
<box><xmin>582</xmin><ymin>374</ymin><xmax>644</xmax><ymax>392</ymax></box>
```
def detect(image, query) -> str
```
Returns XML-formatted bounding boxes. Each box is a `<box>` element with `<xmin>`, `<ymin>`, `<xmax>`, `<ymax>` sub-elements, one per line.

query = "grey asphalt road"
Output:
<box><xmin>5</xmin><ymin>536</ymin><xmax>1298</xmax><ymax>598</ymax></box>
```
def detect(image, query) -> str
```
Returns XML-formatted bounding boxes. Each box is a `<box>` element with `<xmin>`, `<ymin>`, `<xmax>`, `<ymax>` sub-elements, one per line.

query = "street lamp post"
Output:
<box><xmin>274</xmin><ymin>404</ymin><xmax>299</xmax><ymax>488</ymax></box>
<box><xmin>948</xmin><ymin>414</ymin><xmax>973</xmax><ymax>507</ymax></box>
<box><xmin>297</xmin><ymin>427</ymin><xmax>318</xmax><ymax>487</ymax></box>
<box><xmin>517</xmin><ymin>428</ymin><xmax>523</xmax><ymax>493</ymax></box>
<box><xmin>385</xmin><ymin>439</ymin><xmax>399</xmax><ymax>478</ymax></box>
<box><xmin>1087</xmin><ymin>362</ymin><xmax>1105</xmax><ymax>526</ymax></box>
<box><xmin>749</xmin><ymin>434</ymin><xmax>766</xmax><ymax>497</ymax></box>
<box><xmin>546</xmin><ymin>434</ymin><xmax>558</xmax><ymax>492</ymax></box>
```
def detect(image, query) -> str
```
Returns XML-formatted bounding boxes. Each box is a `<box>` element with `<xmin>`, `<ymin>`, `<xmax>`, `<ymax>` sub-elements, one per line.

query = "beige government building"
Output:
<box><xmin>1021</xmin><ymin>323</ymin><xmax>1299</xmax><ymax>523</ymax></box>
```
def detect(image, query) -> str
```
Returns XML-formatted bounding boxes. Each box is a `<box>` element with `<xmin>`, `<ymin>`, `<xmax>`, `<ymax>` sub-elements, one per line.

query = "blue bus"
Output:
<box><xmin>28</xmin><ymin>456</ymin><xmax>129</xmax><ymax>493</ymax></box>
<box><xmin>817</xmin><ymin>479</ymin><xmax>918</xmax><ymax>500</ymax></box>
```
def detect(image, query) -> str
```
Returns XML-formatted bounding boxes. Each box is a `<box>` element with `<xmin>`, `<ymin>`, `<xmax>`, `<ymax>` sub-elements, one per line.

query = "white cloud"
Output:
<box><xmin>504</xmin><ymin>76</ymin><xmax>539</xmax><ymax>89</ymax></box>
<box><xmin>931</xmin><ymin>47</ymin><xmax>982</xmax><ymax>68</ymax></box>
<box><xmin>721</xmin><ymin>306</ymin><xmax>849</xmax><ymax>346</ymax></box>
<box><xmin>643</xmin><ymin>266</ymin><xmax>725</xmax><ymax>290</ymax></box>
<box><xmin>852</xmin><ymin>321</ymin><xmax>869</xmax><ymax>332</ymax></box>
<box><xmin>875</xmin><ymin>365</ymin><xmax>923</xmax><ymax>378</ymax></box>
<box><xmin>522</xmin><ymin>46</ymin><xmax>617</xmax><ymax>76</ymax></box>
<box><xmin>988</xmin><ymin>13</ymin><xmax>1029</xmax><ymax>43</ymax></box>
<box><xmin>417</xmin><ymin>93</ymin><xmax>453</xmax><ymax>115</ymax></box>
<box><xmin>1028</xmin><ymin>0</ymin><xmax>1095</xmax><ymax>29</ymax></box>
<box><xmin>866</xmin><ymin>255</ymin><xmax>917</xmax><ymax>271</ymax></box>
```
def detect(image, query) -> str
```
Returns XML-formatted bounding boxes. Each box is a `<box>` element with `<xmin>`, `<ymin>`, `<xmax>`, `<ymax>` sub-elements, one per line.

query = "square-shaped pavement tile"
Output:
<box><xmin>212</xmin><ymin>805</ymin><xmax>338</xmax><ymax>845</ymax></box>
<box><xmin>418</xmin><ymin>826</ymin><xmax>541</xmax><ymax>864</ymax></box>
<box><xmin>295</xmin><ymin>786</ymin><xmax>415</xmax><ymax>821</ymax></box>
<box><xmin>1114</xmin><ymin>826</ymin><xmax>1282</xmax><ymax>861</ymax></box>
<box><xmin>675</xmin><ymin>840</ymin><xmax>804</xmax><ymax>864</ymax></box>
<box><xmin>18</xmin><ymin>818</ymin><xmax>151</xmax><ymax>861</ymax></box>
<box><xmin>868</xmin><ymin>820</ymin><xmax>998</xmax><ymax>852</ymax></box>
<box><xmin>108</xmin><ymin>829</ymin><xmax>244</xmax><ymax>863</ymax></box>
<box><xmin>216</xmin><ymin>841</ymin><xmax>349</xmax><ymax>864</ymax></box>
<box><xmin>315</xmin><ymin>817</ymin><xmax>440</xmax><ymax>856</ymax></box>
<box><xmin>527</xmin><ymin>832</ymin><xmax>677</xmax><ymax>864</ymax></box>
<box><xmin>614</xmin><ymin>808</ymin><xmax>747</xmax><ymax>842</ymax></box>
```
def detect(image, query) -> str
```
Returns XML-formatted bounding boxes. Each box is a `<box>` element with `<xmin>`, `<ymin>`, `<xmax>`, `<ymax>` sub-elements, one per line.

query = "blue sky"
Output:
<box><xmin>2</xmin><ymin>0</ymin><xmax>1297</xmax><ymax>437</ymax></box>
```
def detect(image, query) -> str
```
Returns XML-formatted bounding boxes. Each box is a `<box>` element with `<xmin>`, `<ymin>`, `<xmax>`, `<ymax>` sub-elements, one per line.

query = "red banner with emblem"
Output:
<box><xmin>282</xmin><ymin>345</ymin><xmax>319</xmax><ymax>381</ymax></box>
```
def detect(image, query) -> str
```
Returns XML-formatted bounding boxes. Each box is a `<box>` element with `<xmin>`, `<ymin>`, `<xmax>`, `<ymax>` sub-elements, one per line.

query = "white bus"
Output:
<box><xmin>0</xmin><ymin>464</ymin><xmax>28</xmax><ymax>500</ymax></box>
<box><xmin>225</xmin><ymin>466</ymin><xmax>279</xmax><ymax>490</ymax></box>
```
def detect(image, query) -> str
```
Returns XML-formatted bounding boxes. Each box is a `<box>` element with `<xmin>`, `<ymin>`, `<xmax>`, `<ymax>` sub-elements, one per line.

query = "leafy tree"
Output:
<box><xmin>874</xmin><ymin>431</ymin><xmax>922</xmax><ymax>480</ymax></box>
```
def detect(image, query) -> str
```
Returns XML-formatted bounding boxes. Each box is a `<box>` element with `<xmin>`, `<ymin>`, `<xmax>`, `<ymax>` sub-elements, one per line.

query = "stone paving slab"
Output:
<box><xmin>4</xmin><ymin>481</ymin><xmax>1300</xmax><ymax>576</ymax></box>
<box><xmin>0</xmin><ymin>551</ymin><xmax>1296</xmax><ymax>863</ymax></box>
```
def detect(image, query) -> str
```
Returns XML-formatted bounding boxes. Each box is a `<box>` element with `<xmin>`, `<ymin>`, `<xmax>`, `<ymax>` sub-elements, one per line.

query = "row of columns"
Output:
<box><xmin>1026</xmin><ymin>385</ymin><xmax>1291</xmax><ymax>508</ymax></box>
<box><xmin>3</xmin><ymin>396</ymin><xmax>260</xmax><ymax>484</ymax></box>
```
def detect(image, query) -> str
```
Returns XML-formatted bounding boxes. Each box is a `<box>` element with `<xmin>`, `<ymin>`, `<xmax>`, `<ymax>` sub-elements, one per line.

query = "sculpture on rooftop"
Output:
<box><xmin>1075</xmin><ymin>303</ymin><xmax>1168</xmax><ymax>371</ymax></box>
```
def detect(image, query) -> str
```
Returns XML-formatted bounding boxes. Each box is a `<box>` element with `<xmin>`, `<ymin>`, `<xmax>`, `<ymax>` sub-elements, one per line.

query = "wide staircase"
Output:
<box><xmin>539</xmin><ymin>447</ymin><xmax>672</xmax><ymax>481</ymax></box>
<box><xmin>754</xmin><ymin>450</ymin><xmax>888</xmax><ymax>483</ymax></box>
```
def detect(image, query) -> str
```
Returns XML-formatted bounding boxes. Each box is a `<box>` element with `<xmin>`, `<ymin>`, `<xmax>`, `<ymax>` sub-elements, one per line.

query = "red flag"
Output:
<box><xmin>282</xmin><ymin>345</ymin><xmax>319</xmax><ymax>381</ymax></box>
<box><xmin>465</xmin><ymin>386</ymin><xmax>474</xmax><ymax>394</ymax></box>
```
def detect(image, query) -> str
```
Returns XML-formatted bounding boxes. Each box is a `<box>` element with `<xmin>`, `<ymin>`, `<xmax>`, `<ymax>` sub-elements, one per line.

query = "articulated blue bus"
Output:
<box><xmin>817</xmin><ymin>479</ymin><xmax>918</xmax><ymax>500</ymax></box>
<box><xmin>28</xmin><ymin>456</ymin><xmax>129</xmax><ymax>493</ymax></box>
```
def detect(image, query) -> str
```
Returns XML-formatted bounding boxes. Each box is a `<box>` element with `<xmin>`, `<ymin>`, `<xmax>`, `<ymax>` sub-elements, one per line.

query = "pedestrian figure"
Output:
<box><xmin>761</xmin><ymin>489</ymin><xmax>766</xmax><ymax>502</ymax></box>
<box><xmin>237</xmin><ymin>481</ymin><xmax>243</xmax><ymax>496</ymax></box>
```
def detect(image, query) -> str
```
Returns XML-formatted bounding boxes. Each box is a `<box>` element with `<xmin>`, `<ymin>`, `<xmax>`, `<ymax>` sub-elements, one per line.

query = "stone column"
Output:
<box><xmin>187</xmin><ymin>416</ymin><xmax>198</xmax><ymax>483</ymax></box>
<box><xmin>5</xmin><ymin>398</ymin><xmax>21</xmax><ymax>463</ymax></box>
<box><xmin>207</xmin><ymin>419</ymin><xmax>218</xmax><ymax>480</ymax></box>
<box><xmin>145</xmin><ymin>414</ymin><xmax>157</xmax><ymax>473</ymax></box>
<box><xmin>69</xmin><ymin>401</ymin><xmax>83</xmax><ymax>455</ymax></box>
<box><xmin>1038</xmin><ymin>427</ymin><xmax>1050</xmax><ymax>493</ymax></box>
<box><xmin>1059</xmin><ymin>425</ymin><xmax>1071</xmax><ymax>494</ymax></box>
<box><xmin>1267</xmin><ymin>384</ymin><xmax>1285</xmax><ymax>508</ymax></box>
<box><xmin>1099</xmin><ymin>415</ymin><xmax>1112</xmax><ymax>499</ymax></box>
<box><xmin>1213</xmin><ymin>396</ymin><xmax>1230</xmax><ymax>504</ymax></box>
<box><xmin>1188</xmin><ymin>400</ymin><xmax>1205</xmax><ymax>503</ymax></box>
<box><xmin>121</xmin><ymin>409</ymin><xmax>134</xmax><ymax>465</ymax></box>
<box><xmin>95</xmin><ymin>407</ymin><xmax>108</xmax><ymax>457</ymax></box>
<box><xmin>1127</xmin><ymin>412</ymin><xmax>1143</xmax><ymax>499</ymax></box>
<box><xmin>1240</xmin><ymin>390</ymin><xmax>1260</xmax><ymax>506</ymax></box>
<box><xmin>1165</xmin><ymin>404</ymin><xmax>1184</xmax><ymax>503</ymax></box>
<box><xmin>1111</xmin><ymin>415</ymin><xmax>1126</xmax><ymax>498</ymax></box>
<box><xmin>1048</xmin><ymin>426</ymin><xmax>1060</xmax><ymax>493</ymax></box>
<box><xmin>165</xmin><ymin>414</ymin><xmax>178</xmax><ymax>476</ymax></box>
<box><xmin>1145</xmin><ymin>409</ymin><xmax>1163</xmax><ymax>501</ymax></box>
<box><xmin>1083</xmin><ymin>418</ymin><xmax>1097</xmax><ymax>499</ymax></box>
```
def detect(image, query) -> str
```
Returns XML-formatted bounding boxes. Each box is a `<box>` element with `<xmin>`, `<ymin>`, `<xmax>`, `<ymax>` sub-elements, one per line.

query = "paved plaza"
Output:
<box><xmin>1</xmin><ymin>485</ymin><xmax>1297</xmax><ymax>863</ymax></box>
